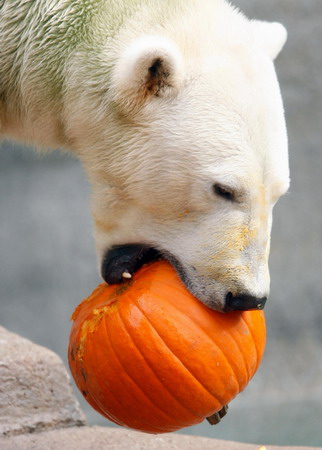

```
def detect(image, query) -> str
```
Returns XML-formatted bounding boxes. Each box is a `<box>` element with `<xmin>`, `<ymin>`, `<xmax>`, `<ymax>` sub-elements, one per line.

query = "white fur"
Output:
<box><xmin>111</xmin><ymin>35</ymin><xmax>185</xmax><ymax>112</ymax></box>
<box><xmin>252</xmin><ymin>21</ymin><xmax>287</xmax><ymax>60</ymax></box>
<box><xmin>0</xmin><ymin>0</ymin><xmax>289</xmax><ymax>310</ymax></box>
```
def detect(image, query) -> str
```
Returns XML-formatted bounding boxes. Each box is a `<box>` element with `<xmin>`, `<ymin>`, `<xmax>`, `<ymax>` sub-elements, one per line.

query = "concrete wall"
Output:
<box><xmin>0</xmin><ymin>0</ymin><xmax>321</xmax><ymax>447</ymax></box>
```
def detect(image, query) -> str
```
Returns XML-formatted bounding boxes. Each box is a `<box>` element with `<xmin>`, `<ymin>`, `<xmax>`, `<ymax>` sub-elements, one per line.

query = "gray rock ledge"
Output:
<box><xmin>0</xmin><ymin>325</ymin><xmax>86</xmax><ymax>437</ymax></box>
<box><xmin>1</xmin><ymin>426</ymin><xmax>321</xmax><ymax>450</ymax></box>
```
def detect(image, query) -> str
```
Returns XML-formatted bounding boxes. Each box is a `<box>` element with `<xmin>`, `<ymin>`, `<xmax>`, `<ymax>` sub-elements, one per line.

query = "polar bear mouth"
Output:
<box><xmin>101</xmin><ymin>244</ymin><xmax>267</xmax><ymax>312</ymax></box>
<box><xmin>101</xmin><ymin>243</ymin><xmax>187</xmax><ymax>286</ymax></box>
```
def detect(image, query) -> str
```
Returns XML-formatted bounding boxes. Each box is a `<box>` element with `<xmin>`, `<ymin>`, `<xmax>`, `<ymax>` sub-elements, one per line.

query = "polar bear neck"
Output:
<box><xmin>0</xmin><ymin>0</ymin><xmax>238</xmax><ymax>149</ymax></box>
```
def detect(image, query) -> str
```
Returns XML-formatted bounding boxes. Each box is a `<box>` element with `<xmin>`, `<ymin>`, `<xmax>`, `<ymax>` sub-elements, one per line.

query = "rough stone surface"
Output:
<box><xmin>1</xmin><ymin>427</ymin><xmax>321</xmax><ymax>450</ymax></box>
<box><xmin>0</xmin><ymin>326</ymin><xmax>86</xmax><ymax>437</ymax></box>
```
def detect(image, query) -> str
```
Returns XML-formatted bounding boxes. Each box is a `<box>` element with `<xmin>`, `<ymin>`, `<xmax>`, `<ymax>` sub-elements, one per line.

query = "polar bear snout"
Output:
<box><xmin>224</xmin><ymin>292</ymin><xmax>267</xmax><ymax>312</ymax></box>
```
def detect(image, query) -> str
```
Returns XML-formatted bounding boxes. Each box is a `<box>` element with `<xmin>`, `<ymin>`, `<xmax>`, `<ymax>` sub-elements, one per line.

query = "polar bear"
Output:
<box><xmin>0</xmin><ymin>0</ymin><xmax>289</xmax><ymax>312</ymax></box>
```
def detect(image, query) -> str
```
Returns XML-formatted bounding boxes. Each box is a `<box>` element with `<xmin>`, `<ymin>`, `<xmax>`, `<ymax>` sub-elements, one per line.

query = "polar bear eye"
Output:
<box><xmin>213</xmin><ymin>184</ymin><xmax>235</xmax><ymax>202</ymax></box>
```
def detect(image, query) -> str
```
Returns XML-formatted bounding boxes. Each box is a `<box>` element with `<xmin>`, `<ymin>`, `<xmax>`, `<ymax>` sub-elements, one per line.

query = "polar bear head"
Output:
<box><xmin>66</xmin><ymin>4</ymin><xmax>289</xmax><ymax>312</ymax></box>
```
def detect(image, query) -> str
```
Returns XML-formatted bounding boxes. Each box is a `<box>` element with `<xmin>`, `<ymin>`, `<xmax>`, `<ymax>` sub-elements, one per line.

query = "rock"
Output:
<box><xmin>0</xmin><ymin>426</ymin><xmax>321</xmax><ymax>450</ymax></box>
<box><xmin>0</xmin><ymin>326</ymin><xmax>86</xmax><ymax>437</ymax></box>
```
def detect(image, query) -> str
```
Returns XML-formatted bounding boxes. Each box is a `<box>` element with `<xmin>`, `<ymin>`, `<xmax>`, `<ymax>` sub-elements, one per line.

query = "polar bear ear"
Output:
<box><xmin>252</xmin><ymin>20</ymin><xmax>287</xmax><ymax>60</ymax></box>
<box><xmin>111</xmin><ymin>35</ymin><xmax>184</xmax><ymax>114</ymax></box>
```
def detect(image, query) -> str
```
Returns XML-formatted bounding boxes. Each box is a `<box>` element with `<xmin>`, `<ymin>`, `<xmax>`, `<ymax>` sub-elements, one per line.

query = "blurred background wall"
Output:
<box><xmin>0</xmin><ymin>0</ymin><xmax>321</xmax><ymax>446</ymax></box>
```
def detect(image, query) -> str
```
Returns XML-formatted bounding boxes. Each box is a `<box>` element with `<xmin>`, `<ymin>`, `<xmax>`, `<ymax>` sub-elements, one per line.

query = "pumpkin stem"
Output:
<box><xmin>206</xmin><ymin>404</ymin><xmax>228</xmax><ymax>425</ymax></box>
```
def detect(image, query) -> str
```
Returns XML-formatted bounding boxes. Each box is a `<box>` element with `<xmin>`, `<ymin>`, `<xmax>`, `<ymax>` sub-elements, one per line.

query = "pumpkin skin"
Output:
<box><xmin>68</xmin><ymin>261</ymin><xmax>266</xmax><ymax>434</ymax></box>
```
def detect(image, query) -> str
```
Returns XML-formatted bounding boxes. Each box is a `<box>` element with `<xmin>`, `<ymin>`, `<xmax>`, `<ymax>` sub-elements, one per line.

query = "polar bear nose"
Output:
<box><xmin>224</xmin><ymin>292</ymin><xmax>267</xmax><ymax>312</ymax></box>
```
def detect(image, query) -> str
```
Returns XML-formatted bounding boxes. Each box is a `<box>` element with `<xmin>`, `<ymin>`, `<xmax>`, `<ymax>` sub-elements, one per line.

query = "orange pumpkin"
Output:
<box><xmin>68</xmin><ymin>260</ymin><xmax>266</xmax><ymax>434</ymax></box>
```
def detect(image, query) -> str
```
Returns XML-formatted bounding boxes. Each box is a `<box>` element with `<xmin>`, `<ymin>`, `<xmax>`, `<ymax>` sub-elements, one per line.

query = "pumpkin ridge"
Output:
<box><xmin>219</xmin><ymin>321</ymin><xmax>251</xmax><ymax>384</ymax></box>
<box><xmin>86</xmin><ymin>315</ymin><xmax>157</xmax><ymax>431</ymax></box>
<box><xmin>240</xmin><ymin>314</ymin><xmax>261</xmax><ymax>372</ymax></box>
<box><xmin>102</xmin><ymin>308</ymin><xmax>183</xmax><ymax>432</ymax></box>
<box><xmin>117</xmin><ymin>304</ymin><xmax>200</xmax><ymax>426</ymax></box>
<box><xmin>83</xmin><ymin>328</ymin><xmax>137</xmax><ymax>428</ymax></box>
<box><xmin>140</xmin><ymin>281</ymin><xmax>244</xmax><ymax>393</ymax></box>
<box><xmin>74</xmin><ymin>333</ymin><xmax>128</xmax><ymax>428</ymax></box>
<box><xmin>131</xmin><ymin>295</ymin><xmax>224</xmax><ymax>410</ymax></box>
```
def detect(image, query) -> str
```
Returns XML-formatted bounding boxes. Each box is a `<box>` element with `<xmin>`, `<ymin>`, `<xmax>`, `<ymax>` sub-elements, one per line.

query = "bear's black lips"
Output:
<box><xmin>101</xmin><ymin>244</ymin><xmax>162</xmax><ymax>284</ymax></box>
<box><xmin>101</xmin><ymin>243</ymin><xmax>196</xmax><ymax>301</ymax></box>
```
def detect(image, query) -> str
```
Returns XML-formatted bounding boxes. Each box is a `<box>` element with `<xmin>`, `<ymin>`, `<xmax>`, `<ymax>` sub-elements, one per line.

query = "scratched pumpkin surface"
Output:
<box><xmin>68</xmin><ymin>261</ymin><xmax>266</xmax><ymax>433</ymax></box>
